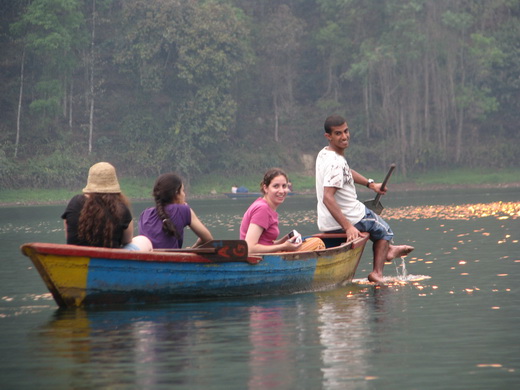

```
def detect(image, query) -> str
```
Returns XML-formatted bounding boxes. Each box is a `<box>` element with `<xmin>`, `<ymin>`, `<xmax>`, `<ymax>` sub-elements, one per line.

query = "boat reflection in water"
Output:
<box><xmin>38</xmin><ymin>284</ymin><xmax>395</xmax><ymax>389</ymax></box>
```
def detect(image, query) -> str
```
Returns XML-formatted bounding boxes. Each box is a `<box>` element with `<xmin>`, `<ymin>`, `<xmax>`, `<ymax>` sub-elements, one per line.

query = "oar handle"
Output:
<box><xmin>154</xmin><ymin>240</ymin><xmax>248</xmax><ymax>261</ymax></box>
<box><xmin>374</xmin><ymin>163</ymin><xmax>396</xmax><ymax>204</ymax></box>
<box><xmin>154</xmin><ymin>247</ymin><xmax>217</xmax><ymax>253</ymax></box>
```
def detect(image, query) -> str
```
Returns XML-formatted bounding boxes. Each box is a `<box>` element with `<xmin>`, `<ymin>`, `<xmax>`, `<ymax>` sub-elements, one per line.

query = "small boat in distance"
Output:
<box><xmin>224</xmin><ymin>192</ymin><xmax>296</xmax><ymax>199</ymax></box>
<box><xmin>21</xmin><ymin>233</ymin><xmax>368</xmax><ymax>308</ymax></box>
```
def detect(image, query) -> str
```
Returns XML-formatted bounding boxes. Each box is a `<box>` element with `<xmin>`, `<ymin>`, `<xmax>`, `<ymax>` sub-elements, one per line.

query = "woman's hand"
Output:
<box><xmin>246</xmin><ymin>224</ymin><xmax>303</xmax><ymax>254</ymax></box>
<box><xmin>282</xmin><ymin>239</ymin><xmax>302</xmax><ymax>251</ymax></box>
<box><xmin>274</xmin><ymin>232</ymin><xmax>292</xmax><ymax>245</ymax></box>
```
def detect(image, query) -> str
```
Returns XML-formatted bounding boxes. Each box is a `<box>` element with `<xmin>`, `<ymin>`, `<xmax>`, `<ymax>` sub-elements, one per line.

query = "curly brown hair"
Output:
<box><xmin>78</xmin><ymin>193</ymin><xmax>130</xmax><ymax>247</ymax></box>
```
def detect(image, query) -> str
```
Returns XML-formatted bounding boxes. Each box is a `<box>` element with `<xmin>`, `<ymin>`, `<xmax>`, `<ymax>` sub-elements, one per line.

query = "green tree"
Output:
<box><xmin>1</xmin><ymin>0</ymin><xmax>519</xmax><ymax>190</ymax></box>
<box><xmin>11</xmin><ymin>0</ymin><xmax>87</xmax><ymax>127</ymax></box>
<box><xmin>116</xmin><ymin>0</ymin><xmax>252</xmax><ymax>178</ymax></box>
<box><xmin>257</xmin><ymin>4</ymin><xmax>305</xmax><ymax>142</ymax></box>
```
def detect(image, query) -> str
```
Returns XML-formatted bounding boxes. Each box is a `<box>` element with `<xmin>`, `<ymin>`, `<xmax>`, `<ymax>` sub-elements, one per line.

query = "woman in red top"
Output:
<box><xmin>240</xmin><ymin>168</ymin><xmax>325</xmax><ymax>255</ymax></box>
<box><xmin>239</xmin><ymin>168</ymin><xmax>303</xmax><ymax>254</ymax></box>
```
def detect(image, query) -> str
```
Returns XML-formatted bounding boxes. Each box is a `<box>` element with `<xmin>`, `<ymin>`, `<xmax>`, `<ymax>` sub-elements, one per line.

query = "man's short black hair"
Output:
<box><xmin>324</xmin><ymin>115</ymin><xmax>346</xmax><ymax>134</ymax></box>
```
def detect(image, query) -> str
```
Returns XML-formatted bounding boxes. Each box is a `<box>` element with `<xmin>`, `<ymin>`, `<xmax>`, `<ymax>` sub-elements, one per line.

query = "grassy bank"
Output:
<box><xmin>1</xmin><ymin>167</ymin><xmax>519</xmax><ymax>206</ymax></box>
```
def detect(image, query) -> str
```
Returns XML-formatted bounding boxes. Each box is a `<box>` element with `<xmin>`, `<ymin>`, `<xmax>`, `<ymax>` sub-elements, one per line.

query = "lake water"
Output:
<box><xmin>1</xmin><ymin>188</ymin><xmax>519</xmax><ymax>389</ymax></box>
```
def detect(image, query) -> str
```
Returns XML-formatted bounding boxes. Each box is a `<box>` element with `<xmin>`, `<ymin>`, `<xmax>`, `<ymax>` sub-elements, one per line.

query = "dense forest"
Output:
<box><xmin>1</xmin><ymin>0</ymin><xmax>519</xmax><ymax>189</ymax></box>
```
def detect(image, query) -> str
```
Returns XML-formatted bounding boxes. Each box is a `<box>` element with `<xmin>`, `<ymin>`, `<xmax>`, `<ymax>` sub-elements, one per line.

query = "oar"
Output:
<box><xmin>363</xmin><ymin>163</ymin><xmax>396</xmax><ymax>215</ymax></box>
<box><xmin>154</xmin><ymin>239</ymin><xmax>249</xmax><ymax>262</ymax></box>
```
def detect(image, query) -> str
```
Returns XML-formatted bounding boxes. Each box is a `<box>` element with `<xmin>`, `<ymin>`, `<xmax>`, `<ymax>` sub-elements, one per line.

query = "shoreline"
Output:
<box><xmin>1</xmin><ymin>182</ymin><xmax>519</xmax><ymax>208</ymax></box>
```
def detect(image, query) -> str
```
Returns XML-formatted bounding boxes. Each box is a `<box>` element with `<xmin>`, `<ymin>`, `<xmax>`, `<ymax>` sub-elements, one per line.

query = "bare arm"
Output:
<box><xmin>63</xmin><ymin>220</ymin><xmax>68</xmax><ymax>240</ymax></box>
<box><xmin>323</xmin><ymin>186</ymin><xmax>360</xmax><ymax>242</ymax></box>
<box><xmin>245</xmin><ymin>223</ymin><xmax>301</xmax><ymax>255</ymax></box>
<box><xmin>189</xmin><ymin>209</ymin><xmax>213</xmax><ymax>248</ymax></box>
<box><xmin>351</xmin><ymin>169</ymin><xmax>387</xmax><ymax>194</ymax></box>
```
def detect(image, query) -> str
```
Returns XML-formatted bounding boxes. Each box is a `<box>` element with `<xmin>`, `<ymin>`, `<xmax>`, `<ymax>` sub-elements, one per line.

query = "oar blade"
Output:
<box><xmin>364</xmin><ymin>199</ymin><xmax>384</xmax><ymax>215</ymax></box>
<box><xmin>155</xmin><ymin>240</ymin><xmax>249</xmax><ymax>262</ymax></box>
<box><xmin>363</xmin><ymin>163</ymin><xmax>395</xmax><ymax>215</ymax></box>
<box><xmin>200</xmin><ymin>239</ymin><xmax>249</xmax><ymax>262</ymax></box>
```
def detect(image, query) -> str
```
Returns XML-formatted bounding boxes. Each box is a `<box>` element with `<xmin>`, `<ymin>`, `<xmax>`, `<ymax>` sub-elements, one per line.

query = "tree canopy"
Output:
<box><xmin>1</xmin><ymin>0</ymin><xmax>519</xmax><ymax>189</ymax></box>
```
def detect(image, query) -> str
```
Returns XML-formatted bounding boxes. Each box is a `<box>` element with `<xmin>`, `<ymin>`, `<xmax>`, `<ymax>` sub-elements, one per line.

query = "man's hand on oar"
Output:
<box><xmin>363</xmin><ymin>163</ymin><xmax>396</xmax><ymax>215</ymax></box>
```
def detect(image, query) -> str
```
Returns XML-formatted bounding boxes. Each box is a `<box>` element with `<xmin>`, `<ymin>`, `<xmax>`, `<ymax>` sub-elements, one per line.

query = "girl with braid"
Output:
<box><xmin>138</xmin><ymin>173</ymin><xmax>213</xmax><ymax>249</ymax></box>
<box><xmin>61</xmin><ymin>162</ymin><xmax>152</xmax><ymax>251</ymax></box>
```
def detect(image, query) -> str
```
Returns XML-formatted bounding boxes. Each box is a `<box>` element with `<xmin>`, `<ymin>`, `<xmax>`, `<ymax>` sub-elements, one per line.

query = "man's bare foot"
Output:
<box><xmin>368</xmin><ymin>272</ymin><xmax>385</xmax><ymax>284</ymax></box>
<box><xmin>387</xmin><ymin>244</ymin><xmax>414</xmax><ymax>262</ymax></box>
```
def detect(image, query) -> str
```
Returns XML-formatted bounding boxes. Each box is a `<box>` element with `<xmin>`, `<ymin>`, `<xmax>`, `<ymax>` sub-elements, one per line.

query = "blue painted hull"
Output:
<box><xmin>21</xmin><ymin>234</ymin><xmax>368</xmax><ymax>307</ymax></box>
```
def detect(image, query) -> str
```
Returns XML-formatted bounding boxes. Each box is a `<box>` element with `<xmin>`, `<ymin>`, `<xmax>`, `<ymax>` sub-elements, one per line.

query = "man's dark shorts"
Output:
<box><xmin>324</xmin><ymin>207</ymin><xmax>394</xmax><ymax>242</ymax></box>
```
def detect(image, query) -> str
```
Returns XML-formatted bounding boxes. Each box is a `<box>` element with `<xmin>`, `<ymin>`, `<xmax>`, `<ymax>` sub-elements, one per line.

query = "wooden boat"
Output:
<box><xmin>21</xmin><ymin>233</ymin><xmax>369</xmax><ymax>308</ymax></box>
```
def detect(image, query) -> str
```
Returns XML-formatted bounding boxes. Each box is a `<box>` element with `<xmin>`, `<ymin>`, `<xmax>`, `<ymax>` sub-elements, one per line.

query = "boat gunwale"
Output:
<box><xmin>21</xmin><ymin>233</ymin><xmax>368</xmax><ymax>265</ymax></box>
<box><xmin>256</xmin><ymin>233</ymin><xmax>369</xmax><ymax>261</ymax></box>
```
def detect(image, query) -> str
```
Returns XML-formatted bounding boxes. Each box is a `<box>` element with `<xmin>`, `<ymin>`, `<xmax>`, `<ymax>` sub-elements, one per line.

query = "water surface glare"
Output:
<box><xmin>1</xmin><ymin>188</ymin><xmax>519</xmax><ymax>389</ymax></box>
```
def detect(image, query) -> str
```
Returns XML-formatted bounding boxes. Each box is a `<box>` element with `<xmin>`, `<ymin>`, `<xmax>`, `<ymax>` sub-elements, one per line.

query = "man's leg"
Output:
<box><xmin>368</xmin><ymin>239</ymin><xmax>389</xmax><ymax>283</ymax></box>
<box><xmin>354</xmin><ymin>209</ymin><xmax>414</xmax><ymax>261</ymax></box>
<box><xmin>387</xmin><ymin>244</ymin><xmax>414</xmax><ymax>261</ymax></box>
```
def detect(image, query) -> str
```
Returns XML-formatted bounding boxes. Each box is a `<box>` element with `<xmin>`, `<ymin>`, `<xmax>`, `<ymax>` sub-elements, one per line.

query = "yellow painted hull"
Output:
<box><xmin>21</xmin><ymin>234</ymin><xmax>368</xmax><ymax>307</ymax></box>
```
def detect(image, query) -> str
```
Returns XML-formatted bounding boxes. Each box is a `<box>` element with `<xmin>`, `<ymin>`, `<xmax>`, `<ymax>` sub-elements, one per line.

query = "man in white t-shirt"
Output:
<box><xmin>315</xmin><ymin>115</ymin><xmax>414</xmax><ymax>283</ymax></box>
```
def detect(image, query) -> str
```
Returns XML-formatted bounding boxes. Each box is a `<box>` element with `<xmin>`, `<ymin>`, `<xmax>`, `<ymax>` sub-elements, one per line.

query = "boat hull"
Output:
<box><xmin>21</xmin><ymin>234</ymin><xmax>368</xmax><ymax>307</ymax></box>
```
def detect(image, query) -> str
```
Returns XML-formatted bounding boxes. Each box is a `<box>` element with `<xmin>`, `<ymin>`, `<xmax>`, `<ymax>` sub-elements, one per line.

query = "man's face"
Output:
<box><xmin>325</xmin><ymin>122</ymin><xmax>350</xmax><ymax>153</ymax></box>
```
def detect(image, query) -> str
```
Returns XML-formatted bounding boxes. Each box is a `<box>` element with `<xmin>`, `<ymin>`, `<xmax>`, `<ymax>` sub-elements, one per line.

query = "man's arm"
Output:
<box><xmin>351</xmin><ymin>169</ymin><xmax>387</xmax><ymax>194</ymax></box>
<box><xmin>323</xmin><ymin>186</ymin><xmax>361</xmax><ymax>242</ymax></box>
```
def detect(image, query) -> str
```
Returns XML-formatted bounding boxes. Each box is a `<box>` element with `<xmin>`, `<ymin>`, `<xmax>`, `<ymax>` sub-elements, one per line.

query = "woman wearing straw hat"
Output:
<box><xmin>61</xmin><ymin>162</ymin><xmax>152</xmax><ymax>251</ymax></box>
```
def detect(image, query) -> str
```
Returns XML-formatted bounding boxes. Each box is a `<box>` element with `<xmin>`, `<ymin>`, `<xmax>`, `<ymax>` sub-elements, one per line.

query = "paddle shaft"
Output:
<box><xmin>155</xmin><ymin>239</ymin><xmax>241</xmax><ymax>251</ymax></box>
<box><xmin>154</xmin><ymin>247</ymin><xmax>217</xmax><ymax>253</ymax></box>
<box><xmin>373</xmin><ymin>163</ymin><xmax>396</xmax><ymax>205</ymax></box>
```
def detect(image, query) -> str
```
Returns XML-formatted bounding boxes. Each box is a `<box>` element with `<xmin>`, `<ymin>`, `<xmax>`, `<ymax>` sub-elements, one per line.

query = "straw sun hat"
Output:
<box><xmin>82</xmin><ymin>162</ymin><xmax>121</xmax><ymax>194</ymax></box>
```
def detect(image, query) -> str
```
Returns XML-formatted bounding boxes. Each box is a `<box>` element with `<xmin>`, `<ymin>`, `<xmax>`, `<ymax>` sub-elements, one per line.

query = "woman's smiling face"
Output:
<box><xmin>262</xmin><ymin>174</ymin><xmax>289</xmax><ymax>209</ymax></box>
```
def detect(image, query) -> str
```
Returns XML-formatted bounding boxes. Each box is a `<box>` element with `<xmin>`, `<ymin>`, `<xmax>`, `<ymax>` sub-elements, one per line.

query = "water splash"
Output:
<box><xmin>394</xmin><ymin>256</ymin><xmax>408</xmax><ymax>281</ymax></box>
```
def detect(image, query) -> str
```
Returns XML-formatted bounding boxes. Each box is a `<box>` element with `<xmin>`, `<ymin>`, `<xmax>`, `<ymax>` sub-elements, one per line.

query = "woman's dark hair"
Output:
<box><xmin>78</xmin><ymin>193</ymin><xmax>130</xmax><ymax>247</ymax></box>
<box><xmin>260</xmin><ymin>168</ymin><xmax>288</xmax><ymax>194</ymax></box>
<box><xmin>153</xmin><ymin>173</ymin><xmax>183</xmax><ymax>238</ymax></box>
